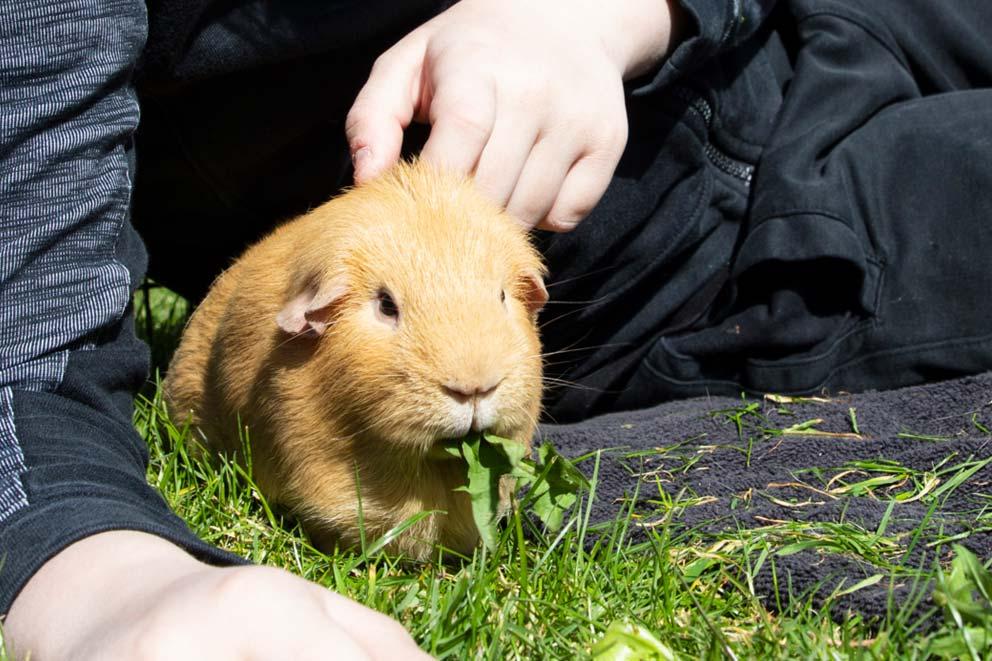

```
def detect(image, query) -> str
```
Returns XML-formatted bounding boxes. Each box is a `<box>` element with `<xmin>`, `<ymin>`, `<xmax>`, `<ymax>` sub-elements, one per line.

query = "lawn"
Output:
<box><xmin>126</xmin><ymin>283</ymin><xmax>992</xmax><ymax>659</ymax></box>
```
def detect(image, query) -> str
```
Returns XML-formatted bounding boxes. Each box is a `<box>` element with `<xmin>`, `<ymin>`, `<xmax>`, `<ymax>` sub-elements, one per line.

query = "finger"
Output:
<box><xmin>243</xmin><ymin>611</ymin><xmax>374</xmax><ymax>661</ymax></box>
<box><xmin>504</xmin><ymin>138</ymin><xmax>578</xmax><ymax>228</ymax></box>
<box><xmin>231</xmin><ymin>581</ymin><xmax>376</xmax><ymax>661</ymax></box>
<box><xmin>419</xmin><ymin>76</ymin><xmax>496</xmax><ymax>176</ymax></box>
<box><xmin>473</xmin><ymin>110</ymin><xmax>539</xmax><ymax>208</ymax></box>
<box><xmin>319</xmin><ymin>591</ymin><xmax>430</xmax><ymax>661</ymax></box>
<box><xmin>538</xmin><ymin>151</ymin><xmax>620</xmax><ymax>232</ymax></box>
<box><xmin>346</xmin><ymin>35</ymin><xmax>428</xmax><ymax>184</ymax></box>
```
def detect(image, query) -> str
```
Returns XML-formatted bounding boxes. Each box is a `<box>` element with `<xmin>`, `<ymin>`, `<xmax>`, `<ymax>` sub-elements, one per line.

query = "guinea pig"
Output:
<box><xmin>164</xmin><ymin>159</ymin><xmax>548</xmax><ymax>559</ymax></box>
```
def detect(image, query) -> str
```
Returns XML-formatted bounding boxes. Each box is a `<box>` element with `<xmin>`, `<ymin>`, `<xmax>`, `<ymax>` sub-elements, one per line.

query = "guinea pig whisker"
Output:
<box><xmin>537</xmin><ymin>359</ymin><xmax>584</xmax><ymax>371</ymax></box>
<box><xmin>535</xmin><ymin>341</ymin><xmax>632</xmax><ymax>359</ymax></box>
<box><xmin>540</xmin><ymin>377</ymin><xmax>605</xmax><ymax>393</ymax></box>
<box><xmin>544</xmin><ymin>264</ymin><xmax>622</xmax><ymax>289</ymax></box>
<box><xmin>515</xmin><ymin>407</ymin><xmax>542</xmax><ymax>437</ymax></box>
<box><xmin>536</xmin><ymin>331</ymin><xmax>596</xmax><ymax>356</ymax></box>
<box><xmin>538</xmin><ymin>305</ymin><xmax>600</xmax><ymax>330</ymax></box>
<box><xmin>538</xmin><ymin>355</ymin><xmax>626</xmax><ymax>370</ymax></box>
<box><xmin>515</xmin><ymin>342</ymin><xmax>634</xmax><ymax>370</ymax></box>
<box><xmin>540</xmin><ymin>296</ymin><xmax>612</xmax><ymax>306</ymax></box>
<box><xmin>507</xmin><ymin>373</ymin><xmax>601</xmax><ymax>393</ymax></box>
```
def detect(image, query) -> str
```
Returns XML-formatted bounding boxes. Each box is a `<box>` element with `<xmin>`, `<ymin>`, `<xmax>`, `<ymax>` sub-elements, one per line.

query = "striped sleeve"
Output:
<box><xmin>0</xmin><ymin>0</ymin><xmax>241</xmax><ymax>614</ymax></box>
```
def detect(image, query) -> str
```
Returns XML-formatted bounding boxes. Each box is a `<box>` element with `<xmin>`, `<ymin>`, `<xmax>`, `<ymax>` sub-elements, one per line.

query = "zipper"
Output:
<box><xmin>671</xmin><ymin>87</ymin><xmax>755</xmax><ymax>186</ymax></box>
<box><xmin>704</xmin><ymin>143</ymin><xmax>754</xmax><ymax>185</ymax></box>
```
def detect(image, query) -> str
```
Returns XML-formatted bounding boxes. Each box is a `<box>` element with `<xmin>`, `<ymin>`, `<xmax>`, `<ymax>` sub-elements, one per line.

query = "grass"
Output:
<box><xmin>121</xmin><ymin>283</ymin><xmax>992</xmax><ymax>659</ymax></box>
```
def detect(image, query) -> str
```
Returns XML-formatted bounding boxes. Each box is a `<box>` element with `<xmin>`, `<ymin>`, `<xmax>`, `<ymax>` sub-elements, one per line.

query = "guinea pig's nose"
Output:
<box><xmin>442</xmin><ymin>378</ymin><xmax>502</xmax><ymax>405</ymax></box>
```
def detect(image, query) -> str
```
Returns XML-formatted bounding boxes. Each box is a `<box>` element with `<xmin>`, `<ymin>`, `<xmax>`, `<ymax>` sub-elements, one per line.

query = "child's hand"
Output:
<box><xmin>346</xmin><ymin>0</ymin><xmax>679</xmax><ymax>231</ymax></box>
<box><xmin>6</xmin><ymin>531</ymin><xmax>429</xmax><ymax>660</ymax></box>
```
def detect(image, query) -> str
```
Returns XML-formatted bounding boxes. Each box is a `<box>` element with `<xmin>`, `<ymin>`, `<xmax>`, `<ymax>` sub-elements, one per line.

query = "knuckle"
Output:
<box><xmin>369</xmin><ymin>49</ymin><xmax>401</xmax><ymax>77</ymax></box>
<box><xmin>580</xmin><ymin>148</ymin><xmax>622</xmax><ymax>176</ymax></box>
<box><xmin>590</xmin><ymin>116</ymin><xmax>628</xmax><ymax>154</ymax></box>
<box><xmin>344</xmin><ymin>105</ymin><xmax>368</xmax><ymax>138</ymax></box>
<box><xmin>550</xmin><ymin>110</ymin><xmax>626</xmax><ymax>158</ymax></box>
<box><xmin>443</xmin><ymin>105</ymin><xmax>493</xmax><ymax>141</ymax></box>
<box><xmin>207</xmin><ymin>566</ymin><xmax>273</xmax><ymax>607</ymax></box>
<box><xmin>434</xmin><ymin>90</ymin><xmax>494</xmax><ymax>138</ymax></box>
<box><xmin>502</xmin><ymin>72</ymin><xmax>543</xmax><ymax>107</ymax></box>
<box><xmin>512</xmin><ymin>197</ymin><xmax>549</xmax><ymax>226</ymax></box>
<box><xmin>318</xmin><ymin>594</ymin><xmax>416</xmax><ymax>648</ymax></box>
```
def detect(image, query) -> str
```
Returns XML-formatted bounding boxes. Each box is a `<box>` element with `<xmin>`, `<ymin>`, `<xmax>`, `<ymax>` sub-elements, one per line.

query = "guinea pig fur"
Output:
<box><xmin>164</xmin><ymin>160</ymin><xmax>548</xmax><ymax>559</ymax></box>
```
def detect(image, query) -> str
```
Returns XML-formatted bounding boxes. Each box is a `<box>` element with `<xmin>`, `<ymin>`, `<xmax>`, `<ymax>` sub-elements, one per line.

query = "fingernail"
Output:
<box><xmin>352</xmin><ymin>147</ymin><xmax>372</xmax><ymax>178</ymax></box>
<box><xmin>540</xmin><ymin>217</ymin><xmax>580</xmax><ymax>233</ymax></box>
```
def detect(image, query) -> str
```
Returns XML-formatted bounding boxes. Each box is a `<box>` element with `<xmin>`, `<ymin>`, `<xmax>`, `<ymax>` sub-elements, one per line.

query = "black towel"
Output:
<box><xmin>540</xmin><ymin>373</ymin><xmax>992</xmax><ymax>623</ymax></box>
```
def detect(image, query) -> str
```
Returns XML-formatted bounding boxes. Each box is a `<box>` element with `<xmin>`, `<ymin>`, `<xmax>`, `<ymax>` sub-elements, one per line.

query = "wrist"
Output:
<box><xmin>600</xmin><ymin>0</ymin><xmax>685</xmax><ymax>80</ymax></box>
<box><xmin>5</xmin><ymin>531</ymin><xmax>206</xmax><ymax>660</ymax></box>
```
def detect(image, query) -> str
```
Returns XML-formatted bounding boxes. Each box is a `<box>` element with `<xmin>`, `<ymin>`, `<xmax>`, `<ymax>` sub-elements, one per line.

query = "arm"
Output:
<box><xmin>6</xmin><ymin>531</ymin><xmax>422</xmax><ymax>660</ymax></box>
<box><xmin>0</xmin><ymin>0</ymin><xmax>221</xmax><ymax>614</ymax></box>
<box><xmin>0</xmin><ymin>2</ymin><xmax>425</xmax><ymax>658</ymax></box>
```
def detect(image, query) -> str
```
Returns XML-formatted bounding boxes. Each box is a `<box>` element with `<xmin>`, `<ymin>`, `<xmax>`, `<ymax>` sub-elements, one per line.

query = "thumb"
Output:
<box><xmin>345</xmin><ymin>35</ymin><xmax>428</xmax><ymax>184</ymax></box>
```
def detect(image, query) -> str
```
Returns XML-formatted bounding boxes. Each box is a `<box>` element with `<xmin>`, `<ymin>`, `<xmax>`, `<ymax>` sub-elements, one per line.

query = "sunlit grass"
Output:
<box><xmin>130</xmin><ymin>284</ymin><xmax>992</xmax><ymax>659</ymax></box>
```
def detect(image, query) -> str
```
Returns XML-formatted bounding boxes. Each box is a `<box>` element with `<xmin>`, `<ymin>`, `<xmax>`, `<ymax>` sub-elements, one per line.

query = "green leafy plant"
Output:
<box><xmin>929</xmin><ymin>544</ymin><xmax>992</xmax><ymax>659</ymax></box>
<box><xmin>444</xmin><ymin>433</ymin><xmax>589</xmax><ymax>549</ymax></box>
<box><xmin>591</xmin><ymin>620</ymin><xmax>679</xmax><ymax>661</ymax></box>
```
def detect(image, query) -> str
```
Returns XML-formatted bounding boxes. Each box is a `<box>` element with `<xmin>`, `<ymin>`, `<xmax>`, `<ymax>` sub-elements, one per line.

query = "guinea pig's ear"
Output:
<box><xmin>275</xmin><ymin>277</ymin><xmax>348</xmax><ymax>336</ymax></box>
<box><xmin>521</xmin><ymin>269</ymin><xmax>549</xmax><ymax>315</ymax></box>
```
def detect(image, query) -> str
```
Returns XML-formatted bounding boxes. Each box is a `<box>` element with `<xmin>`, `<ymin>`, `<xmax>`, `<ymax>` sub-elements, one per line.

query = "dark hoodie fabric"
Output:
<box><xmin>537</xmin><ymin>0</ymin><xmax>992</xmax><ymax>421</ymax></box>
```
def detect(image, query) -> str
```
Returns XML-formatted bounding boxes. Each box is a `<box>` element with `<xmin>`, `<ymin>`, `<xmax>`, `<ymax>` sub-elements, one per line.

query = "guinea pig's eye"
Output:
<box><xmin>500</xmin><ymin>289</ymin><xmax>506</xmax><ymax>304</ymax></box>
<box><xmin>377</xmin><ymin>289</ymin><xmax>399</xmax><ymax>320</ymax></box>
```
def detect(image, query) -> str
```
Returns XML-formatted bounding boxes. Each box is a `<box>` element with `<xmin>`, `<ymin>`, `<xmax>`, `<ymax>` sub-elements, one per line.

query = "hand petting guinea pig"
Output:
<box><xmin>164</xmin><ymin>160</ymin><xmax>548</xmax><ymax>559</ymax></box>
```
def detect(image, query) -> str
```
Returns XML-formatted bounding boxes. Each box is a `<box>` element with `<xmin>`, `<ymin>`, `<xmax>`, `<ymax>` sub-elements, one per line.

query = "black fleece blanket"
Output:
<box><xmin>539</xmin><ymin>374</ymin><xmax>992</xmax><ymax>622</ymax></box>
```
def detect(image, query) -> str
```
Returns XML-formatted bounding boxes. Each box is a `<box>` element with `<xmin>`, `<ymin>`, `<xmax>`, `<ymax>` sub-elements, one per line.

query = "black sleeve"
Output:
<box><xmin>630</xmin><ymin>0</ymin><xmax>781</xmax><ymax>94</ymax></box>
<box><xmin>0</xmin><ymin>0</ymin><xmax>241</xmax><ymax>614</ymax></box>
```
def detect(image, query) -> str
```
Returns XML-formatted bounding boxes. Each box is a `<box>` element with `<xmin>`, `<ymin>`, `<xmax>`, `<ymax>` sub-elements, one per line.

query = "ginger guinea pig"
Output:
<box><xmin>164</xmin><ymin>160</ymin><xmax>547</xmax><ymax>559</ymax></box>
